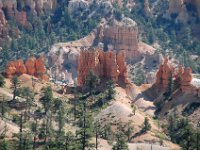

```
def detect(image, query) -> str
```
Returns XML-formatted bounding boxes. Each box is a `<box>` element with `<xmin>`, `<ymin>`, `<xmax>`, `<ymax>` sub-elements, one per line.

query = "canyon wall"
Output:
<box><xmin>77</xmin><ymin>49</ymin><xmax>129</xmax><ymax>86</ymax></box>
<box><xmin>6</xmin><ymin>54</ymin><xmax>49</xmax><ymax>81</ymax></box>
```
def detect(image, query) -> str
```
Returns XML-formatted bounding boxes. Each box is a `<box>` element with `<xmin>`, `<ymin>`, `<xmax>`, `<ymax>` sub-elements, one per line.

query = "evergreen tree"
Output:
<box><xmin>94</xmin><ymin>120</ymin><xmax>101</xmax><ymax>150</ymax></box>
<box><xmin>124</xmin><ymin>121</ymin><xmax>134</xmax><ymax>142</ymax></box>
<box><xmin>0</xmin><ymin>140</ymin><xmax>11</xmax><ymax>150</ymax></box>
<box><xmin>85</xmin><ymin>70</ymin><xmax>100</xmax><ymax>95</ymax></box>
<box><xmin>19</xmin><ymin>87</ymin><xmax>34</xmax><ymax>121</ymax></box>
<box><xmin>142</xmin><ymin>117</ymin><xmax>151</xmax><ymax>133</ymax></box>
<box><xmin>0</xmin><ymin>75</ymin><xmax>5</xmax><ymax>87</ymax></box>
<box><xmin>40</xmin><ymin>86</ymin><xmax>53</xmax><ymax>113</ymax></box>
<box><xmin>11</xmin><ymin>76</ymin><xmax>20</xmax><ymax>101</ymax></box>
<box><xmin>0</xmin><ymin>95</ymin><xmax>8</xmax><ymax>118</ymax></box>
<box><xmin>65</xmin><ymin>132</ymin><xmax>75</xmax><ymax>150</ymax></box>
<box><xmin>107</xmin><ymin>80</ymin><xmax>115</xmax><ymax>99</ymax></box>
<box><xmin>164</xmin><ymin>73</ymin><xmax>173</xmax><ymax>101</ymax></box>
<box><xmin>76</xmin><ymin>101</ymin><xmax>93</xmax><ymax>150</ymax></box>
<box><xmin>133</xmin><ymin>66</ymin><xmax>145</xmax><ymax>86</ymax></box>
<box><xmin>102</xmin><ymin>123</ymin><xmax>112</xmax><ymax>140</ymax></box>
<box><xmin>32</xmin><ymin>119</ymin><xmax>38</xmax><ymax>150</ymax></box>
<box><xmin>131</xmin><ymin>104</ymin><xmax>136</xmax><ymax>115</ymax></box>
<box><xmin>112</xmin><ymin>132</ymin><xmax>129</xmax><ymax>150</ymax></box>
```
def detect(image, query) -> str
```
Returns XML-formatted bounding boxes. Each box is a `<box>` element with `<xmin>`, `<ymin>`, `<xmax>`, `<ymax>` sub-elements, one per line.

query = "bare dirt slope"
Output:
<box><xmin>126</xmin><ymin>83</ymin><xmax>156</xmax><ymax>116</ymax></box>
<box><xmin>96</xmin><ymin>86</ymin><xmax>180</xmax><ymax>149</ymax></box>
<box><xmin>0</xmin><ymin>118</ymin><xmax>19</xmax><ymax>139</ymax></box>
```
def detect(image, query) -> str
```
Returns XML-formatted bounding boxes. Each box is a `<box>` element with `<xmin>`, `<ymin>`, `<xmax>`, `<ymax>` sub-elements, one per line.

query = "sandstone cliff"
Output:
<box><xmin>77</xmin><ymin>49</ymin><xmax>129</xmax><ymax>86</ymax></box>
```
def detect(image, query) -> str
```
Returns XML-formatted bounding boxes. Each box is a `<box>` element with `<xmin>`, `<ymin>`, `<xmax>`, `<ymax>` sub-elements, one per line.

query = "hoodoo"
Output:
<box><xmin>77</xmin><ymin>49</ymin><xmax>129</xmax><ymax>86</ymax></box>
<box><xmin>6</xmin><ymin>54</ymin><xmax>49</xmax><ymax>81</ymax></box>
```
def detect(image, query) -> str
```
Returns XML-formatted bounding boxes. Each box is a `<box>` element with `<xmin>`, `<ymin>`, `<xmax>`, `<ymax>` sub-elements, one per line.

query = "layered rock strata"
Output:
<box><xmin>77</xmin><ymin>49</ymin><xmax>129</xmax><ymax>86</ymax></box>
<box><xmin>103</xmin><ymin>18</ymin><xmax>139</xmax><ymax>60</ymax></box>
<box><xmin>6</xmin><ymin>54</ymin><xmax>48</xmax><ymax>81</ymax></box>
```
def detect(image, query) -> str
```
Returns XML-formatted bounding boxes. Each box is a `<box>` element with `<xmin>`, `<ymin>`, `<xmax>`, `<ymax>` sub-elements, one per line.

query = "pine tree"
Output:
<box><xmin>76</xmin><ymin>101</ymin><xmax>93</xmax><ymax>150</ymax></box>
<box><xmin>142</xmin><ymin>117</ymin><xmax>151</xmax><ymax>133</ymax></box>
<box><xmin>131</xmin><ymin>104</ymin><xmax>136</xmax><ymax>115</ymax></box>
<box><xmin>85</xmin><ymin>70</ymin><xmax>100</xmax><ymax>95</ymax></box>
<box><xmin>11</xmin><ymin>76</ymin><xmax>20</xmax><ymax>101</ymax></box>
<box><xmin>124</xmin><ymin>121</ymin><xmax>134</xmax><ymax>142</ymax></box>
<box><xmin>0</xmin><ymin>95</ymin><xmax>8</xmax><ymax>118</ymax></box>
<box><xmin>94</xmin><ymin>120</ymin><xmax>101</xmax><ymax>150</ymax></box>
<box><xmin>40</xmin><ymin>86</ymin><xmax>53</xmax><ymax>113</ymax></box>
<box><xmin>112</xmin><ymin>132</ymin><xmax>129</xmax><ymax>150</ymax></box>
<box><xmin>0</xmin><ymin>75</ymin><xmax>5</xmax><ymax>87</ymax></box>
<box><xmin>65</xmin><ymin>132</ymin><xmax>75</xmax><ymax>150</ymax></box>
<box><xmin>32</xmin><ymin>119</ymin><xmax>38</xmax><ymax>150</ymax></box>
<box><xmin>107</xmin><ymin>80</ymin><xmax>115</xmax><ymax>99</ymax></box>
<box><xmin>19</xmin><ymin>87</ymin><xmax>34</xmax><ymax>121</ymax></box>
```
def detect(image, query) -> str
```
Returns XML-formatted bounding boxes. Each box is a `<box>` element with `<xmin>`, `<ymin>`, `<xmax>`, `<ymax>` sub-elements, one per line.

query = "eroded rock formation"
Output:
<box><xmin>155</xmin><ymin>56</ymin><xmax>200</xmax><ymax>96</ymax></box>
<box><xmin>6</xmin><ymin>59</ymin><xmax>27</xmax><ymax>78</ymax></box>
<box><xmin>6</xmin><ymin>54</ymin><xmax>48</xmax><ymax>81</ymax></box>
<box><xmin>77</xmin><ymin>49</ymin><xmax>129</xmax><ymax>86</ymax></box>
<box><xmin>155</xmin><ymin>57</ymin><xmax>174</xmax><ymax>88</ymax></box>
<box><xmin>103</xmin><ymin>18</ymin><xmax>139</xmax><ymax>60</ymax></box>
<box><xmin>181</xmin><ymin>67</ymin><xmax>193</xmax><ymax>92</ymax></box>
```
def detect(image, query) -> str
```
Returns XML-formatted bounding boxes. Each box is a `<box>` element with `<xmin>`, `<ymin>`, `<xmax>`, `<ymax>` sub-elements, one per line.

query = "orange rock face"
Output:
<box><xmin>155</xmin><ymin>57</ymin><xmax>200</xmax><ymax>95</ymax></box>
<box><xmin>35</xmin><ymin>55</ymin><xmax>49</xmax><ymax>81</ymax></box>
<box><xmin>25</xmin><ymin>56</ymin><xmax>36</xmax><ymax>75</ymax></box>
<box><xmin>6</xmin><ymin>54</ymin><xmax>48</xmax><ymax>81</ymax></box>
<box><xmin>181</xmin><ymin>67</ymin><xmax>193</xmax><ymax>92</ymax></box>
<box><xmin>155</xmin><ymin>57</ymin><xmax>174</xmax><ymax>88</ymax></box>
<box><xmin>174</xmin><ymin>65</ymin><xmax>184</xmax><ymax>89</ymax></box>
<box><xmin>116</xmin><ymin>51</ymin><xmax>129</xmax><ymax>84</ymax></box>
<box><xmin>6</xmin><ymin>59</ymin><xmax>27</xmax><ymax>78</ymax></box>
<box><xmin>77</xmin><ymin>49</ymin><xmax>129</xmax><ymax>86</ymax></box>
